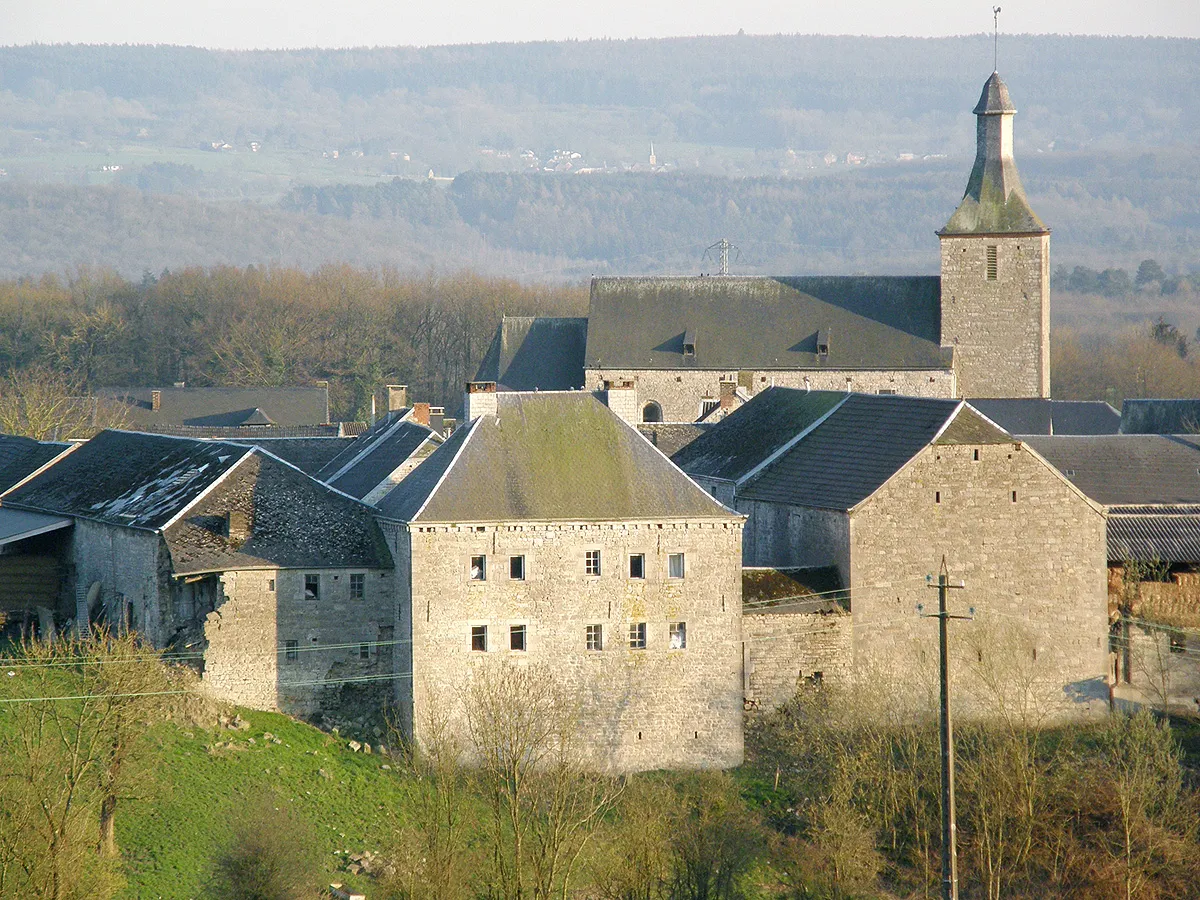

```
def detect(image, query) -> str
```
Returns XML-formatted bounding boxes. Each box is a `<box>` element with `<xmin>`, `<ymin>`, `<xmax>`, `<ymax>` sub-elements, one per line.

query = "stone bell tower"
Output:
<box><xmin>939</xmin><ymin>72</ymin><xmax>1050</xmax><ymax>399</ymax></box>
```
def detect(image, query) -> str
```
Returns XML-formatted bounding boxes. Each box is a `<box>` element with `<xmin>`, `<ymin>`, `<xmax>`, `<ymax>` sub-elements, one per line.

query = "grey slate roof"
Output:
<box><xmin>0</xmin><ymin>435</ymin><xmax>71</xmax><ymax>493</ymax></box>
<box><xmin>738</xmin><ymin>394</ymin><xmax>1011</xmax><ymax>511</ymax></box>
<box><xmin>1022</xmin><ymin>435</ymin><xmax>1200</xmax><ymax>506</ymax></box>
<box><xmin>584</xmin><ymin>276</ymin><xmax>950</xmax><ymax>371</ymax></box>
<box><xmin>101</xmin><ymin>385</ymin><xmax>329</xmax><ymax>429</ymax></box>
<box><xmin>1120</xmin><ymin>399</ymin><xmax>1200</xmax><ymax>435</ymax></box>
<box><xmin>968</xmin><ymin>399</ymin><xmax>1121</xmax><ymax>435</ymax></box>
<box><xmin>231</xmin><ymin>437</ymin><xmax>357</xmax><ymax>475</ymax></box>
<box><xmin>637</xmin><ymin>423</ymin><xmax>712</xmax><ymax>457</ymax></box>
<box><xmin>474</xmin><ymin>317</ymin><xmax>588</xmax><ymax>391</ymax></box>
<box><xmin>320</xmin><ymin>415</ymin><xmax>439</xmax><ymax>501</ymax></box>
<box><xmin>376</xmin><ymin>392</ymin><xmax>737</xmax><ymax>524</ymax></box>
<box><xmin>671</xmin><ymin>388</ymin><xmax>848</xmax><ymax>482</ymax></box>
<box><xmin>973</xmin><ymin>71</ymin><xmax>1016</xmax><ymax>114</ymax></box>
<box><xmin>1108</xmin><ymin>509</ymin><xmax>1200</xmax><ymax>564</ymax></box>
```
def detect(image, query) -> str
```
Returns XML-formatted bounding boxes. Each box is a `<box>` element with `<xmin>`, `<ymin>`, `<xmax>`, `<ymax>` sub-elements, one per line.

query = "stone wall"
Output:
<box><xmin>67</xmin><ymin>519</ymin><xmax>171</xmax><ymax>638</ymax></box>
<box><xmin>387</xmin><ymin>517</ymin><xmax>744</xmax><ymax>772</ymax></box>
<box><xmin>1115</xmin><ymin>623</ymin><xmax>1200</xmax><ymax>714</ymax></box>
<box><xmin>737</xmin><ymin>499</ymin><xmax>851</xmax><ymax>576</ymax></box>
<box><xmin>587</xmin><ymin>367</ymin><xmax>956</xmax><ymax>424</ymax></box>
<box><xmin>939</xmin><ymin>234</ymin><xmax>1050</xmax><ymax>399</ymax></box>
<box><xmin>743</xmin><ymin>608</ymin><xmax>853</xmax><ymax>710</ymax></box>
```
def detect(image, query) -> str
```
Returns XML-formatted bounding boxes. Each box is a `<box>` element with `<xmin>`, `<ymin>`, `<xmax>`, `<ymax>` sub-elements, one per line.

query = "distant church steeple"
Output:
<box><xmin>649</xmin><ymin>142</ymin><xmax>657</xmax><ymax>167</ymax></box>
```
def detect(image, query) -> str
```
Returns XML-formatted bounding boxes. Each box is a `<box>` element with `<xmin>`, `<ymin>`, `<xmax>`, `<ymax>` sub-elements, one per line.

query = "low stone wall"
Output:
<box><xmin>743</xmin><ymin>607</ymin><xmax>853</xmax><ymax>711</ymax></box>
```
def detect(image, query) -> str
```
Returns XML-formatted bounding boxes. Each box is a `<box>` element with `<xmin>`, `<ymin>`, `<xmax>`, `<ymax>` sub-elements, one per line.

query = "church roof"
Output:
<box><xmin>973</xmin><ymin>71</ymin><xmax>1016</xmax><ymax>114</ymax></box>
<box><xmin>584</xmin><ymin>276</ymin><xmax>950</xmax><ymax>372</ymax></box>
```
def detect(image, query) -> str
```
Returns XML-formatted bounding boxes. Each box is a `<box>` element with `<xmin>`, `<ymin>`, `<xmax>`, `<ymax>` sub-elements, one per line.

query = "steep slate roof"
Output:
<box><xmin>968</xmin><ymin>399</ymin><xmax>1121</xmax><ymax>435</ymax></box>
<box><xmin>231</xmin><ymin>437</ymin><xmax>356</xmax><ymax>475</ymax></box>
<box><xmin>0</xmin><ymin>435</ymin><xmax>71</xmax><ymax>493</ymax></box>
<box><xmin>738</xmin><ymin>394</ymin><xmax>1010</xmax><ymax>511</ymax></box>
<box><xmin>1022</xmin><ymin>435</ymin><xmax>1200</xmax><ymax>506</ymax></box>
<box><xmin>2</xmin><ymin>430</ymin><xmax>250</xmax><ymax>530</ymax></box>
<box><xmin>1120</xmin><ymin>399</ymin><xmax>1200</xmax><ymax>435</ymax></box>
<box><xmin>101</xmin><ymin>385</ymin><xmax>329</xmax><ymax>429</ymax></box>
<box><xmin>474</xmin><ymin>317</ymin><xmax>588</xmax><ymax>391</ymax></box>
<box><xmin>584</xmin><ymin>276</ymin><xmax>950</xmax><ymax>371</ymax></box>
<box><xmin>317</xmin><ymin>412</ymin><xmax>439</xmax><ymax>500</ymax></box>
<box><xmin>637</xmin><ymin>423</ymin><xmax>712</xmax><ymax>457</ymax></box>
<box><xmin>671</xmin><ymin>388</ymin><xmax>847</xmax><ymax>482</ymax></box>
<box><xmin>376</xmin><ymin>392</ymin><xmax>736</xmax><ymax>524</ymax></box>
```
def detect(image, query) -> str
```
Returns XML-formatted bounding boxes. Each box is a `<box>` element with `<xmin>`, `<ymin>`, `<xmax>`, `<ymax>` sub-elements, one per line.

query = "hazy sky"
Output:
<box><xmin>3</xmin><ymin>0</ymin><xmax>1197</xmax><ymax>49</ymax></box>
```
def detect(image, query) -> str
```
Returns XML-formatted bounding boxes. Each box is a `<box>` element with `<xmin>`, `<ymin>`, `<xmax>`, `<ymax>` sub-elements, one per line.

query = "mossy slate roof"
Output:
<box><xmin>0</xmin><ymin>435</ymin><xmax>70</xmax><ymax>494</ymax></box>
<box><xmin>584</xmin><ymin>276</ymin><xmax>949</xmax><ymax>371</ymax></box>
<box><xmin>375</xmin><ymin>392</ymin><xmax>736</xmax><ymax>524</ymax></box>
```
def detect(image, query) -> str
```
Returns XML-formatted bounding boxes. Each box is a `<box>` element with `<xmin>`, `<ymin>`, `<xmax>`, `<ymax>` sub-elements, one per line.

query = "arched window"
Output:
<box><xmin>641</xmin><ymin>401</ymin><xmax>663</xmax><ymax>423</ymax></box>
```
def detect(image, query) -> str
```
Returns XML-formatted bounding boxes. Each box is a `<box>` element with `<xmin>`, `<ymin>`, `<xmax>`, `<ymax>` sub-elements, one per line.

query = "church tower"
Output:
<box><xmin>939</xmin><ymin>72</ymin><xmax>1050</xmax><ymax>398</ymax></box>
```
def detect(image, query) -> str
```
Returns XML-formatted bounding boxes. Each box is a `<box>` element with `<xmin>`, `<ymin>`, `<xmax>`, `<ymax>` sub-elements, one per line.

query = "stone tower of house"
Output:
<box><xmin>939</xmin><ymin>72</ymin><xmax>1050</xmax><ymax>399</ymax></box>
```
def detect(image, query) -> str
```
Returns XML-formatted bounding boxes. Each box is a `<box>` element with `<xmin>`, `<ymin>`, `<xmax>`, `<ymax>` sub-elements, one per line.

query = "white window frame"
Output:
<box><xmin>585</xmin><ymin>549</ymin><xmax>602</xmax><ymax>577</ymax></box>
<box><xmin>628</xmin><ymin>622</ymin><xmax>647</xmax><ymax>650</ymax></box>
<box><xmin>668</xmin><ymin>552</ymin><xmax>685</xmax><ymax>579</ymax></box>
<box><xmin>669</xmin><ymin>622</ymin><xmax>687</xmax><ymax>650</ymax></box>
<box><xmin>586</xmin><ymin>623</ymin><xmax>604</xmax><ymax>651</ymax></box>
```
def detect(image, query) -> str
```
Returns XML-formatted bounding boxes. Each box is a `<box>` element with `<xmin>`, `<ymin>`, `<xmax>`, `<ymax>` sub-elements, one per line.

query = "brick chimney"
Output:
<box><xmin>386</xmin><ymin>384</ymin><xmax>408</xmax><ymax>412</ymax></box>
<box><xmin>463</xmin><ymin>381</ymin><xmax>497</xmax><ymax>422</ymax></box>
<box><xmin>599</xmin><ymin>379</ymin><xmax>638</xmax><ymax>424</ymax></box>
<box><xmin>150</xmin><ymin>390</ymin><xmax>162</xmax><ymax>412</ymax></box>
<box><xmin>411</xmin><ymin>403</ymin><xmax>430</xmax><ymax>427</ymax></box>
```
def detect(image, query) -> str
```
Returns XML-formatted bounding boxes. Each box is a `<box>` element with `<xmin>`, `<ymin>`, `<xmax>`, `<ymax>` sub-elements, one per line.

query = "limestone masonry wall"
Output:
<box><xmin>743</xmin><ymin>609</ymin><xmax>853</xmax><ymax>710</ymax></box>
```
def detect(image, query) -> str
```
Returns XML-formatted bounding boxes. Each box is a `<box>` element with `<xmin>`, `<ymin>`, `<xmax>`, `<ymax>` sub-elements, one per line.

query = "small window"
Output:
<box><xmin>284</xmin><ymin>640</ymin><xmax>299</xmax><ymax>661</ymax></box>
<box><xmin>669</xmin><ymin>622</ymin><xmax>687</xmax><ymax>649</ymax></box>
<box><xmin>304</xmin><ymin>574</ymin><xmax>320</xmax><ymax>600</ymax></box>
<box><xmin>668</xmin><ymin>553</ymin><xmax>685</xmax><ymax>579</ymax></box>
<box><xmin>510</xmin><ymin>555</ymin><xmax>525</xmax><ymax>580</ymax></box>
<box><xmin>585</xmin><ymin>549</ymin><xmax>602</xmax><ymax>577</ymax></box>
<box><xmin>1012</xmin><ymin>490</ymin><xmax>1018</xmax><ymax>503</ymax></box>
<box><xmin>973</xmin><ymin>449</ymin><xmax>979</xmax><ymax>461</ymax></box>
<box><xmin>470</xmin><ymin>556</ymin><xmax>486</xmax><ymax>581</ymax></box>
<box><xmin>935</xmin><ymin>491</ymin><xmax>941</xmax><ymax>504</ymax></box>
<box><xmin>267</xmin><ymin>578</ymin><xmax>276</xmax><ymax>591</ymax></box>
<box><xmin>586</xmin><ymin>624</ymin><xmax>604</xmax><ymax>651</ymax></box>
<box><xmin>628</xmin><ymin>622</ymin><xmax>647</xmax><ymax>650</ymax></box>
<box><xmin>986</xmin><ymin>245</ymin><xmax>998</xmax><ymax>280</ymax></box>
<box><xmin>510</xmin><ymin>624</ymin><xmax>527</xmax><ymax>651</ymax></box>
<box><xmin>629</xmin><ymin>554</ymin><xmax>646</xmax><ymax>579</ymax></box>
<box><xmin>877</xmin><ymin>388</ymin><xmax>896</xmax><ymax>395</ymax></box>
<box><xmin>471</xmin><ymin>625</ymin><xmax>488</xmax><ymax>651</ymax></box>
<box><xmin>359</xmin><ymin>643</ymin><xmax>371</xmax><ymax>660</ymax></box>
<box><xmin>350</xmin><ymin>573</ymin><xmax>365</xmax><ymax>600</ymax></box>
<box><xmin>641</xmin><ymin>401</ymin><xmax>663</xmax><ymax>424</ymax></box>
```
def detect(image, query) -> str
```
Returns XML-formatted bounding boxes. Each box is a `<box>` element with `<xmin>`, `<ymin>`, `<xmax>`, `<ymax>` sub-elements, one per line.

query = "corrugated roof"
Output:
<box><xmin>0</xmin><ymin>435</ymin><xmax>70</xmax><ymax>493</ymax></box>
<box><xmin>584</xmin><ymin>276</ymin><xmax>949</xmax><ymax>371</ymax></box>
<box><xmin>968</xmin><ymin>398</ymin><xmax>1121</xmax><ymax>435</ymax></box>
<box><xmin>1022</xmin><ymin>435</ymin><xmax>1200</xmax><ymax>506</ymax></box>
<box><xmin>671</xmin><ymin>388</ymin><xmax>847</xmax><ymax>482</ymax></box>
<box><xmin>1108</xmin><ymin>513</ymin><xmax>1200</xmax><ymax>564</ymax></box>
<box><xmin>1120</xmin><ymin>399</ymin><xmax>1200</xmax><ymax>435</ymax></box>
<box><xmin>474</xmin><ymin>317</ymin><xmax>588</xmax><ymax>391</ymax></box>
<box><xmin>376</xmin><ymin>392</ymin><xmax>737</xmax><ymax>524</ymax></box>
<box><xmin>101</xmin><ymin>385</ymin><xmax>329</xmax><ymax>428</ymax></box>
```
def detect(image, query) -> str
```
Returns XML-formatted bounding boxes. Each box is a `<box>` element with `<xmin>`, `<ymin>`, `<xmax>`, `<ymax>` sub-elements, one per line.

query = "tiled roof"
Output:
<box><xmin>584</xmin><ymin>276</ymin><xmax>949</xmax><ymax>371</ymax></box>
<box><xmin>0</xmin><ymin>435</ymin><xmax>71</xmax><ymax>493</ymax></box>
<box><xmin>101</xmin><ymin>385</ymin><xmax>329</xmax><ymax>428</ymax></box>
<box><xmin>1108</xmin><ymin>511</ymin><xmax>1200</xmax><ymax>564</ymax></box>
<box><xmin>376</xmin><ymin>392</ymin><xmax>737</xmax><ymax>524</ymax></box>
<box><xmin>969</xmin><ymin>398</ymin><xmax>1121</xmax><ymax>435</ymax></box>
<box><xmin>1022</xmin><ymin>435</ymin><xmax>1200</xmax><ymax>506</ymax></box>
<box><xmin>1120</xmin><ymin>399</ymin><xmax>1200</xmax><ymax>435</ymax></box>
<box><xmin>474</xmin><ymin>317</ymin><xmax>588</xmax><ymax>391</ymax></box>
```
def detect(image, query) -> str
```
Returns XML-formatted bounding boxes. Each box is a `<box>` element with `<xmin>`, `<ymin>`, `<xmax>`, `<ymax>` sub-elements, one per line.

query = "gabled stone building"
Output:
<box><xmin>375</xmin><ymin>391</ymin><xmax>745</xmax><ymax>772</ymax></box>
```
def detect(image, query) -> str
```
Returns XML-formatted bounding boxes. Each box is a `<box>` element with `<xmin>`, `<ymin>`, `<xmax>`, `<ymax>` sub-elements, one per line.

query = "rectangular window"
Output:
<box><xmin>510</xmin><ymin>555</ymin><xmax>525</xmax><ymax>580</ymax></box>
<box><xmin>986</xmin><ymin>245</ymin><xmax>998</xmax><ymax>280</ymax></box>
<box><xmin>510</xmin><ymin>624</ymin><xmax>527</xmax><ymax>651</ymax></box>
<box><xmin>304</xmin><ymin>574</ymin><xmax>320</xmax><ymax>601</ymax></box>
<box><xmin>586</xmin><ymin>624</ymin><xmax>603</xmax><ymax>651</ymax></box>
<box><xmin>669</xmin><ymin>622</ymin><xmax>687</xmax><ymax>649</ymax></box>
<box><xmin>628</xmin><ymin>622</ymin><xmax>647</xmax><ymax>650</ymax></box>
<box><xmin>349</xmin><ymin>573</ymin><xmax>365</xmax><ymax>600</ymax></box>
<box><xmin>471</xmin><ymin>625</ymin><xmax>487</xmax><ymax>652</ymax></box>
<box><xmin>668</xmin><ymin>553</ymin><xmax>685</xmax><ymax>579</ymax></box>
<box><xmin>470</xmin><ymin>556</ymin><xmax>486</xmax><ymax>581</ymax></box>
<box><xmin>267</xmin><ymin>578</ymin><xmax>276</xmax><ymax>591</ymax></box>
<box><xmin>284</xmin><ymin>640</ymin><xmax>299</xmax><ymax>661</ymax></box>
<box><xmin>359</xmin><ymin>643</ymin><xmax>371</xmax><ymax>660</ymax></box>
<box><xmin>585</xmin><ymin>549</ymin><xmax>601</xmax><ymax>577</ymax></box>
<box><xmin>629</xmin><ymin>553</ymin><xmax>645</xmax><ymax>579</ymax></box>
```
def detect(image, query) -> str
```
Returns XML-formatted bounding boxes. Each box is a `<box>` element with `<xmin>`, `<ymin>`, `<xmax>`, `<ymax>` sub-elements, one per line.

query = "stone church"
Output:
<box><xmin>476</xmin><ymin>71</ymin><xmax>1051</xmax><ymax>422</ymax></box>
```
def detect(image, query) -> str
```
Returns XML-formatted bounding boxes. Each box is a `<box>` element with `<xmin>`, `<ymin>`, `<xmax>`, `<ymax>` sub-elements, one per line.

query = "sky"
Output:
<box><xmin>2</xmin><ymin>0</ymin><xmax>1197</xmax><ymax>49</ymax></box>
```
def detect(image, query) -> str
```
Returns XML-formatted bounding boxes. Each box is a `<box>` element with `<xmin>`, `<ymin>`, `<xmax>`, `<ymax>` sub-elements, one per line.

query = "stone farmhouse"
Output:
<box><xmin>674</xmin><ymin>387</ymin><xmax>1110</xmax><ymax>717</ymax></box>
<box><xmin>477</xmin><ymin>71</ymin><xmax>1052</xmax><ymax>423</ymax></box>
<box><xmin>374</xmin><ymin>391</ymin><xmax>746</xmax><ymax>772</ymax></box>
<box><xmin>0</xmin><ymin>430</ymin><xmax>395</xmax><ymax>716</ymax></box>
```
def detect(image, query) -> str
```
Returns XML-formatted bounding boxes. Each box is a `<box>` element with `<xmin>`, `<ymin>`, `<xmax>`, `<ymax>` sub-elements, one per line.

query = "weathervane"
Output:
<box><xmin>993</xmin><ymin>7</ymin><xmax>1001</xmax><ymax>72</ymax></box>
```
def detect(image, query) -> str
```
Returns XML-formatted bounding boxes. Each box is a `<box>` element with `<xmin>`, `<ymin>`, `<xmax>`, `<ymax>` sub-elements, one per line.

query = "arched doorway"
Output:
<box><xmin>641</xmin><ymin>401</ymin><xmax>663</xmax><ymax>423</ymax></box>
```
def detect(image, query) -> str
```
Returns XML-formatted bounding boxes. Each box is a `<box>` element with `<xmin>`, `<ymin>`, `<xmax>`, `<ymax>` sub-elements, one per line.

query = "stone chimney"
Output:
<box><xmin>226</xmin><ymin>510</ymin><xmax>250</xmax><ymax>547</ymax></box>
<box><xmin>315</xmin><ymin>380</ymin><xmax>331</xmax><ymax>424</ymax></box>
<box><xmin>412</xmin><ymin>402</ymin><xmax>430</xmax><ymax>426</ymax></box>
<box><xmin>386</xmin><ymin>384</ymin><xmax>408</xmax><ymax>412</ymax></box>
<box><xmin>719</xmin><ymin>379</ymin><xmax>738</xmax><ymax>410</ymax></box>
<box><xmin>150</xmin><ymin>390</ymin><xmax>162</xmax><ymax>412</ymax></box>
<box><xmin>463</xmin><ymin>382</ymin><xmax>497</xmax><ymax>422</ymax></box>
<box><xmin>599</xmin><ymin>379</ymin><xmax>638</xmax><ymax>424</ymax></box>
<box><xmin>429</xmin><ymin>406</ymin><xmax>445</xmax><ymax>434</ymax></box>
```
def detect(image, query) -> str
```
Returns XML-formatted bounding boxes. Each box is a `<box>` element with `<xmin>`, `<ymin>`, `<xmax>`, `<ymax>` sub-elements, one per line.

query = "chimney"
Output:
<box><xmin>316</xmin><ymin>380</ymin><xmax>330</xmax><ymax>424</ymax></box>
<box><xmin>442</xmin><ymin>417</ymin><xmax>457</xmax><ymax>435</ymax></box>
<box><xmin>412</xmin><ymin>402</ymin><xmax>430</xmax><ymax>427</ymax></box>
<box><xmin>150</xmin><ymin>389</ymin><xmax>162</xmax><ymax>412</ymax></box>
<box><xmin>599</xmin><ymin>379</ymin><xmax>638</xmax><ymax>424</ymax></box>
<box><xmin>386</xmin><ymin>384</ymin><xmax>408</xmax><ymax>412</ymax></box>
<box><xmin>463</xmin><ymin>381</ymin><xmax>497</xmax><ymax>422</ymax></box>
<box><xmin>719</xmin><ymin>379</ymin><xmax>738</xmax><ymax>410</ymax></box>
<box><xmin>429</xmin><ymin>406</ymin><xmax>445</xmax><ymax>434</ymax></box>
<box><xmin>226</xmin><ymin>510</ymin><xmax>250</xmax><ymax>547</ymax></box>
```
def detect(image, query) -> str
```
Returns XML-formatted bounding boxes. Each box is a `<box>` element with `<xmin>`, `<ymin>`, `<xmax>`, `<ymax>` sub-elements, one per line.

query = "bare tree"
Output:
<box><xmin>0</xmin><ymin>365</ymin><xmax>128</xmax><ymax>441</ymax></box>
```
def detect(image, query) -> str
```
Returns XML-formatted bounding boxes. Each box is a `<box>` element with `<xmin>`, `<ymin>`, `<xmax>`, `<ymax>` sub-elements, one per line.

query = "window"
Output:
<box><xmin>669</xmin><ymin>622</ymin><xmax>687</xmax><ymax>649</ymax></box>
<box><xmin>510</xmin><ymin>555</ymin><xmax>525</xmax><ymax>580</ymax></box>
<box><xmin>586</xmin><ymin>624</ymin><xmax>604</xmax><ymax>651</ymax></box>
<box><xmin>359</xmin><ymin>643</ymin><xmax>371</xmax><ymax>660</ymax></box>
<box><xmin>304</xmin><ymin>574</ymin><xmax>320</xmax><ymax>600</ymax></box>
<box><xmin>629</xmin><ymin>554</ymin><xmax>646</xmax><ymax>579</ymax></box>
<box><xmin>986</xmin><ymin>245</ymin><xmax>998</xmax><ymax>280</ymax></box>
<box><xmin>510</xmin><ymin>624</ymin><xmax>527</xmax><ymax>651</ymax></box>
<box><xmin>628</xmin><ymin>622</ymin><xmax>647</xmax><ymax>650</ymax></box>
<box><xmin>700</xmin><ymin>399</ymin><xmax>720</xmax><ymax>418</ymax></box>
<box><xmin>470</xmin><ymin>555</ymin><xmax>486</xmax><ymax>581</ymax></box>
<box><xmin>350</xmin><ymin>573</ymin><xmax>365</xmax><ymax>600</ymax></box>
<box><xmin>284</xmin><ymin>640</ymin><xmax>299</xmax><ymax>661</ymax></box>
<box><xmin>585</xmin><ymin>549</ymin><xmax>601</xmax><ymax>577</ymax></box>
<box><xmin>641</xmin><ymin>401</ymin><xmax>663</xmax><ymax>424</ymax></box>
<box><xmin>471</xmin><ymin>625</ymin><xmax>488</xmax><ymax>651</ymax></box>
<box><xmin>267</xmin><ymin>578</ymin><xmax>276</xmax><ymax>591</ymax></box>
<box><xmin>877</xmin><ymin>388</ymin><xmax>896</xmax><ymax>395</ymax></box>
<box><xmin>668</xmin><ymin>553</ymin><xmax>685</xmax><ymax>579</ymax></box>
<box><xmin>1012</xmin><ymin>491</ymin><xmax>1018</xmax><ymax>503</ymax></box>
<box><xmin>935</xmin><ymin>491</ymin><xmax>941</xmax><ymax>504</ymax></box>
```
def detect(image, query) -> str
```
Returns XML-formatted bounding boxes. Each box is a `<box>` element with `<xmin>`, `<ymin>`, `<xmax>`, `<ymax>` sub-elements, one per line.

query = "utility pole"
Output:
<box><xmin>703</xmin><ymin>238</ymin><xmax>739</xmax><ymax>275</ymax></box>
<box><xmin>919</xmin><ymin>557</ymin><xmax>973</xmax><ymax>900</ymax></box>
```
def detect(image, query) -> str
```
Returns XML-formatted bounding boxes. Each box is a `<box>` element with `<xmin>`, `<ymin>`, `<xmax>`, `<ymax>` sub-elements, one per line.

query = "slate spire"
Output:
<box><xmin>940</xmin><ymin>72</ymin><xmax>1047</xmax><ymax>235</ymax></box>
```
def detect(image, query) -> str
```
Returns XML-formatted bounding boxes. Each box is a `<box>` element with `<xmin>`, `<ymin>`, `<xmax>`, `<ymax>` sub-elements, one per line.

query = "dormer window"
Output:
<box><xmin>682</xmin><ymin>329</ymin><xmax>697</xmax><ymax>357</ymax></box>
<box><xmin>816</xmin><ymin>330</ymin><xmax>830</xmax><ymax>357</ymax></box>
